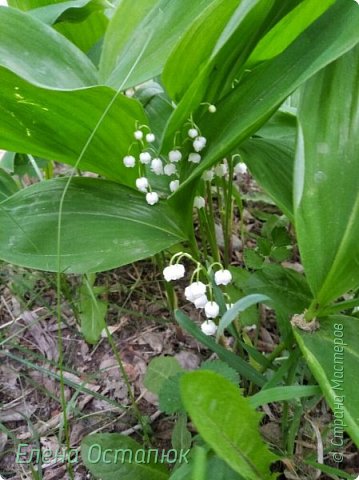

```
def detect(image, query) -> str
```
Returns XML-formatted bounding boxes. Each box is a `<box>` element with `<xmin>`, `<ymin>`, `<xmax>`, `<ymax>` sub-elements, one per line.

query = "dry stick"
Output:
<box><xmin>55</xmin><ymin>36</ymin><xmax>154</xmax><ymax>478</ymax></box>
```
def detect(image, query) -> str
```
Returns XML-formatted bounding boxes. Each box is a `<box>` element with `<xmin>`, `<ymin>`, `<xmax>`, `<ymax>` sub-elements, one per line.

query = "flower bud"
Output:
<box><xmin>208</xmin><ymin>104</ymin><xmax>216</xmax><ymax>113</ymax></box>
<box><xmin>134</xmin><ymin>130</ymin><xmax>143</xmax><ymax>140</ymax></box>
<box><xmin>188</xmin><ymin>128</ymin><xmax>199</xmax><ymax>138</ymax></box>
<box><xmin>169</xmin><ymin>180</ymin><xmax>180</xmax><ymax>192</ymax></box>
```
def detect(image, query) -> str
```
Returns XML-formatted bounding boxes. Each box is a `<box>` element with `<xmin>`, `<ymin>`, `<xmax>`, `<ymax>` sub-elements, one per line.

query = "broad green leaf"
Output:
<box><xmin>0</xmin><ymin>6</ymin><xmax>97</xmax><ymax>88</ymax></box>
<box><xmin>81</xmin><ymin>433</ymin><xmax>169</xmax><ymax>479</ymax></box>
<box><xmin>294</xmin><ymin>45</ymin><xmax>359</xmax><ymax>306</ymax></box>
<box><xmin>200</xmin><ymin>360</ymin><xmax>239</xmax><ymax>386</ymax></box>
<box><xmin>176</xmin><ymin>0</ymin><xmax>359</xmax><ymax>191</ymax></box>
<box><xmin>0</xmin><ymin>68</ymin><xmax>147</xmax><ymax>183</ymax></box>
<box><xmin>255</xmin><ymin>110</ymin><xmax>297</xmax><ymax>140</ymax></box>
<box><xmin>100</xmin><ymin>0</ymin><xmax>217</xmax><ymax>89</ymax></box>
<box><xmin>243</xmin><ymin>264</ymin><xmax>312</xmax><ymax>339</ymax></box>
<box><xmin>247</xmin><ymin>0</ymin><xmax>335</xmax><ymax>65</ymax></box>
<box><xmin>216</xmin><ymin>294</ymin><xmax>270</xmax><ymax>339</ymax></box>
<box><xmin>170</xmin><ymin>455</ymin><xmax>245</xmax><ymax>480</ymax></box>
<box><xmin>54</xmin><ymin>9</ymin><xmax>108</xmax><ymax>54</ymax></box>
<box><xmin>135</xmin><ymin>82</ymin><xmax>174</xmax><ymax>149</ymax></box>
<box><xmin>0</xmin><ymin>177</ymin><xmax>186</xmax><ymax>273</ymax></box>
<box><xmin>294</xmin><ymin>315</ymin><xmax>359</xmax><ymax>447</ymax></box>
<box><xmin>158</xmin><ymin>360</ymin><xmax>240</xmax><ymax>414</ymax></box>
<box><xmin>0</xmin><ymin>151</ymin><xmax>15</xmax><ymax>172</ymax></box>
<box><xmin>0</xmin><ymin>169</ymin><xmax>19</xmax><ymax>201</ymax></box>
<box><xmin>162</xmin><ymin>0</ymin><xmax>240</xmax><ymax>102</ymax></box>
<box><xmin>243</xmin><ymin>248</ymin><xmax>265</xmax><ymax>270</ymax></box>
<box><xmin>181</xmin><ymin>371</ymin><xmax>278</xmax><ymax>480</ymax></box>
<box><xmin>161</xmin><ymin>0</ymin><xmax>281</xmax><ymax>153</ymax></box>
<box><xmin>159</xmin><ymin>372</ymin><xmax>185</xmax><ymax>414</ymax></box>
<box><xmin>239</xmin><ymin>138</ymin><xmax>294</xmax><ymax>220</ymax></box>
<box><xmin>143</xmin><ymin>356</ymin><xmax>183</xmax><ymax>395</ymax></box>
<box><xmin>8</xmin><ymin>0</ymin><xmax>64</xmax><ymax>9</ymax></box>
<box><xmin>175</xmin><ymin>310</ymin><xmax>266</xmax><ymax>387</ymax></box>
<box><xmin>79</xmin><ymin>273</ymin><xmax>107</xmax><ymax>344</ymax></box>
<box><xmin>29</xmin><ymin>0</ymin><xmax>104</xmax><ymax>25</ymax></box>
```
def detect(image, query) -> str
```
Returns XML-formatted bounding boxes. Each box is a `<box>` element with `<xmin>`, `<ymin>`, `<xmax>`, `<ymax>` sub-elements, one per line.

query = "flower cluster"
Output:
<box><xmin>123</xmin><ymin>109</ymin><xmax>217</xmax><ymax>206</ymax></box>
<box><xmin>200</xmin><ymin>158</ymin><xmax>248</xmax><ymax>185</ymax></box>
<box><xmin>163</xmin><ymin>254</ymin><xmax>233</xmax><ymax>336</ymax></box>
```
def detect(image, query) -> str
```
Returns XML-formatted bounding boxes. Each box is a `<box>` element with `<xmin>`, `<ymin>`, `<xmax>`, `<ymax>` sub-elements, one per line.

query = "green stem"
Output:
<box><xmin>197</xmin><ymin>210</ymin><xmax>208</xmax><ymax>261</ymax></box>
<box><xmin>259</xmin><ymin>342</ymin><xmax>287</xmax><ymax>374</ymax></box>
<box><xmin>56</xmin><ymin>275</ymin><xmax>74</xmax><ymax>479</ymax></box>
<box><xmin>223</xmin><ymin>159</ymin><xmax>234</xmax><ymax>267</ymax></box>
<box><xmin>282</xmin><ymin>345</ymin><xmax>299</xmax><ymax>451</ymax></box>
<box><xmin>232</xmin><ymin>185</ymin><xmax>245</xmax><ymax>249</ymax></box>
<box><xmin>304</xmin><ymin>299</ymin><xmax>320</xmax><ymax>321</ymax></box>
<box><xmin>189</xmin><ymin>225</ymin><xmax>201</xmax><ymax>260</ymax></box>
<box><xmin>206</xmin><ymin>182</ymin><xmax>221</xmax><ymax>262</ymax></box>
<box><xmin>157</xmin><ymin>253</ymin><xmax>177</xmax><ymax>313</ymax></box>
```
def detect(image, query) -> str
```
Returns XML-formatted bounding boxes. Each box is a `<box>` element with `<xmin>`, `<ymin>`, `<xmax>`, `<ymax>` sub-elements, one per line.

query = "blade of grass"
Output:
<box><xmin>249</xmin><ymin>385</ymin><xmax>321</xmax><ymax>409</ymax></box>
<box><xmin>175</xmin><ymin>309</ymin><xmax>265</xmax><ymax>386</ymax></box>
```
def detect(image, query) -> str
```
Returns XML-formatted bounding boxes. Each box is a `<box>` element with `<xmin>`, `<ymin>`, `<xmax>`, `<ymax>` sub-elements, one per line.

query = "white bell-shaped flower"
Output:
<box><xmin>123</xmin><ymin>155</ymin><xmax>136</xmax><ymax>168</ymax></box>
<box><xmin>134</xmin><ymin>130</ymin><xmax>143</xmax><ymax>140</ymax></box>
<box><xmin>150</xmin><ymin>158</ymin><xmax>163</xmax><ymax>175</ymax></box>
<box><xmin>194</xmin><ymin>294</ymin><xmax>208</xmax><ymax>309</ymax></box>
<box><xmin>164</xmin><ymin>164</ymin><xmax>177</xmax><ymax>176</ymax></box>
<box><xmin>214</xmin><ymin>269</ymin><xmax>232</xmax><ymax>286</ymax></box>
<box><xmin>146</xmin><ymin>192</ymin><xmax>159</xmax><ymax>205</ymax></box>
<box><xmin>193</xmin><ymin>136</ymin><xmax>207</xmax><ymax>152</ymax></box>
<box><xmin>146</xmin><ymin>133</ymin><xmax>155</xmax><ymax>143</ymax></box>
<box><xmin>188</xmin><ymin>153</ymin><xmax>201</xmax><ymax>164</ymax></box>
<box><xmin>169</xmin><ymin>180</ymin><xmax>180</xmax><ymax>192</ymax></box>
<box><xmin>139</xmin><ymin>152</ymin><xmax>151</xmax><ymax>164</ymax></box>
<box><xmin>202</xmin><ymin>170</ymin><xmax>214</xmax><ymax>182</ymax></box>
<box><xmin>201</xmin><ymin>320</ymin><xmax>217</xmax><ymax>336</ymax></box>
<box><xmin>169</xmin><ymin>150</ymin><xmax>182</xmax><ymax>163</ymax></box>
<box><xmin>215</xmin><ymin>163</ymin><xmax>228</xmax><ymax>177</ymax></box>
<box><xmin>193</xmin><ymin>196</ymin><xmax>205</xmax><ymax>209</ymax></box>
<box><xmin>204</xmin><ymin>301</ymin><xmax>220</xmax><ymax>319</ymax></box>
<box><xmin>163</xmin><ymin>264</ymin><xmax>185</xmax><ymax>282</ymax></box>
<box><xmin>234</xmin><ymin>162</ymin><xmax>248</xmax><ymax>175</ymax></box>
<box><xmin>184</xmin><ymin>281</ymin><xmax>207</xmax><ymax>302</ymax></box>
<box><xmin>136</xmin><ymin>177</ymin><xmax>149</xmax><ymax>193</ymax></box>
<box><xmin>188</xmin><ymin>128</ymin><xmax>199</xmax><ymax>138</ymax></box>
